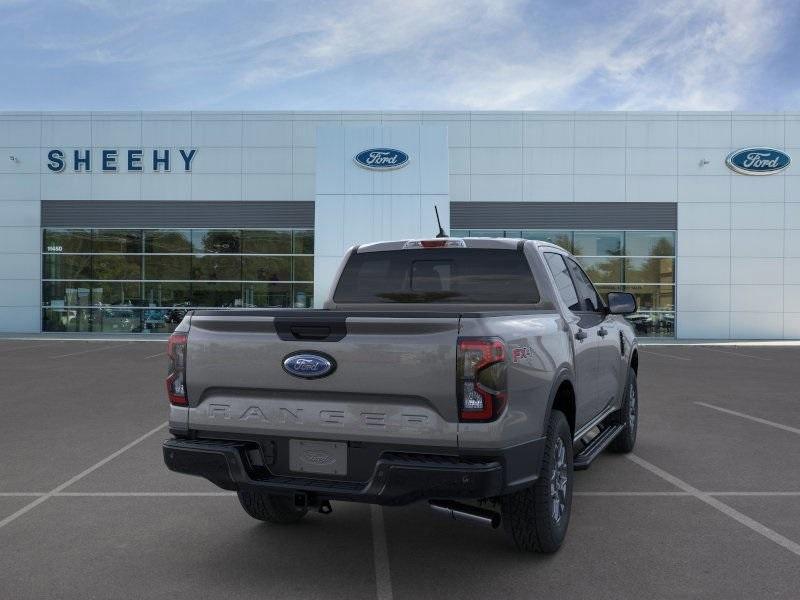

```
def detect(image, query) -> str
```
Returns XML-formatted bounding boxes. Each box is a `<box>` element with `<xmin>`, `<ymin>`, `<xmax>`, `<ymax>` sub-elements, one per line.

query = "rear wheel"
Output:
<box><xmin>237</xmin><ymin>489</ymin><xmax>308</xmax><ymax>524</ymax></box>
<box><xmin>501</xmin><ymin>409</ymin><xmax>573</xmax><ymax>553</ymax></box>
<box><xmin>610</xmin><ymin>367</ymin><xmax>638</xmax><ymax>453</ymax></box>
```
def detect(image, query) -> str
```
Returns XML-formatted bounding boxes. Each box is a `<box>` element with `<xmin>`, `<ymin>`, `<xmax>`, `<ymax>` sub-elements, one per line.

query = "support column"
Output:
<box><xmin>313</xmin><ymin>123</ymin><xmax>449</xmax><ymax>306</ymax></box>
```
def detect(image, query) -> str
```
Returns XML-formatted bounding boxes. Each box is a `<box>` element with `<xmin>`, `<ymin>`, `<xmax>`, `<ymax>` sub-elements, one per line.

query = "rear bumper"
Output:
<box><xmin>163</xmin><ymin>437</ymin><xmax>544</xmax><ymax>506</ymax></box>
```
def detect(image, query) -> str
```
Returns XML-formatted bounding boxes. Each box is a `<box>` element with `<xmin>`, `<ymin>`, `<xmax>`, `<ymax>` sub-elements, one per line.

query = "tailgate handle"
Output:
<box><xmin>290</xmin><ymin>325</ymin><xmax>332</xmax><ymax>340</ymax></box>
<box><xmin>274</xmin><ymin>318</ymin><xmax>347</xmax><ymax>342</ymax></box>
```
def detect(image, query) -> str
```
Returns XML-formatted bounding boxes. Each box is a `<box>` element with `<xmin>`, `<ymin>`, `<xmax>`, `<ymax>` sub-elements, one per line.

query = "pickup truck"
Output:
<box><xmin>163</xmin><ymin>237</ymin><xmax>639</xmax><ymax>553</ymax></box>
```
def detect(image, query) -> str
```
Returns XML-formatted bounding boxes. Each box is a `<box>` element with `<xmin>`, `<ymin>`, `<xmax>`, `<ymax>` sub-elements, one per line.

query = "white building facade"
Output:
<box><xmin>0</xmin><ymin>110</ymin><xmax>798</xmax><ymax>339</ymax></box>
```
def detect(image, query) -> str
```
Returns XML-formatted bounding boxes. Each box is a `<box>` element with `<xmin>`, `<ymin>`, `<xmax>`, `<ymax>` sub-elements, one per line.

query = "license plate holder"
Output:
<box><xmin>289</xmin><ymin>439</ymin><xmax>347</xmax><ymax>476</ymax></box>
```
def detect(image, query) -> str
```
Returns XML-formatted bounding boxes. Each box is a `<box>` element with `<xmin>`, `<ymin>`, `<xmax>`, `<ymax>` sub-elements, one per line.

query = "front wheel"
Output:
<box><xmin>610</xmin><ymin>367</ymin><xmax>638</xmax><ymax>453</ymax></box>
<box><xmin>500</xmin><ymin>409</ymin><xmax>573</xmax><ymax>553</ymax></box>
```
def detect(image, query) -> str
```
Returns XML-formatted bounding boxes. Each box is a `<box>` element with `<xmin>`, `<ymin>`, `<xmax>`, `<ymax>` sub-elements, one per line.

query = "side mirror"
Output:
<box><xmin>607</xmin><ymin>292</ymin><xmax>637</xmax><ymax>315</ymax></box>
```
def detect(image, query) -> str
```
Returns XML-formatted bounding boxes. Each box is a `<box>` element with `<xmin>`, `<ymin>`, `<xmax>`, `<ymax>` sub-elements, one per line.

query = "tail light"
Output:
<box><xmin>457</xmin><ymin>337</ymin><xmax>507</xmax><ymax>422</ymax></box>
<box><xmin>166</xmin><ymin>332</ymin><xmax>188</xmax><ymax>406</ymax></box>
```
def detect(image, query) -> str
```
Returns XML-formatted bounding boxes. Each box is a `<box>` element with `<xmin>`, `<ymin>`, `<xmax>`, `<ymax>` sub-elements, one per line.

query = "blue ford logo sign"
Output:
<box><xmin>354</xmin><ymin>148</ymin><xmax>409</xmax><ymax>170</ymax></box>
<box><xmin>726</xmin><ymin>147</ymin><xmax>790</xmax><ymax>175</ymax></box>
<box><xmin>282</xmin><ymin>352</ymin><xmax>336</xmax><ymax>379</ymax></box>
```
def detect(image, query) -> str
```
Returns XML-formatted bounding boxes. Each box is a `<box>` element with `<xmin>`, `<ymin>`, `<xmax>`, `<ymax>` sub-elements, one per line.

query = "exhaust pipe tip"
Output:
<box><xmin>429</xmin><ymin>500</ymin><xmax>501</xmax><ymax>529</ymax></box>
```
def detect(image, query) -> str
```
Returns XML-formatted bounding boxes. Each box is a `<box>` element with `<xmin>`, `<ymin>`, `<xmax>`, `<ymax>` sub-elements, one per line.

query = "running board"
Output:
<box><xmin>573</xmin><ymin>423</ymin><xmax>625</xmax><ymax>471</ymax></box>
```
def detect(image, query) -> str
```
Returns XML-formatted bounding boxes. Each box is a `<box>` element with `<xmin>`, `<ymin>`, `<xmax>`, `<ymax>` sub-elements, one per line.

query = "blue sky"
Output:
<box><xmin>1</xmin><ymin>0</ymin><xmax>798</xmax><ymax>111</ymax></box>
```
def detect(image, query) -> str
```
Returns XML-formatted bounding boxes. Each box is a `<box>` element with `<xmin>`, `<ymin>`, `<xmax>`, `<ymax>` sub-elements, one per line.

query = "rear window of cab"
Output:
<box><xmin>333</xmin><ymin>248</ymin><xmax>540</xmax><ymax>304</ymax></box>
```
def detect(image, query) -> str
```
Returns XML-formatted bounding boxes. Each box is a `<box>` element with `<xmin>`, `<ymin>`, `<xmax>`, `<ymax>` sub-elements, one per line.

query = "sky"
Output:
<box><xmin>1</xmin><ymin>0</ymin><xmax>798</xmax><ymax>111</ymax></box>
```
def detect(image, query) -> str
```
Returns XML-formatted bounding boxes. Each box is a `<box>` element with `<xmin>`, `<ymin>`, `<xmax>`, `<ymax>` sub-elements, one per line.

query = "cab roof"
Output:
<box><xmin>355</xmin><ymin>237</ymin><xmax>570</xmax><ymax>254</ymax></box>
<box><xmin>356</xmin><ymin>237</ymin><xmax>526</xmax><ymax>253</ymax></box>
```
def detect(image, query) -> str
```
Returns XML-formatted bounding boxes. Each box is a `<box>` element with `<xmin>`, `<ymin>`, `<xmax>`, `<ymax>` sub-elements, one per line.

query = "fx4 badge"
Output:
<box><xmin>512</xmin><ymin>345</ymin><xmax>534</xmax><ymax>364</ymax></box>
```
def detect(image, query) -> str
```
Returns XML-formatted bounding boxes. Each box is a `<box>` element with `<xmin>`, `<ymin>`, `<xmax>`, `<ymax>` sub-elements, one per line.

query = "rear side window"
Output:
<box><xmin>565</xmin><ymin>257</ymin><xmax>604</xmax><ymax>312</ymax></box>
<box><xmin>333</xmin><ymin>248</ymin><xmax>540</xmax><ymax>304</ymax></box>
<box><xmin>544</xmin><ymin>253</ymin><xmax>579</xmax><ymax>310</ymax></box>
<box><xmin>544</xmin><ymin>252</ymin><xmax>604</xmax><ymax>313</ymax></box>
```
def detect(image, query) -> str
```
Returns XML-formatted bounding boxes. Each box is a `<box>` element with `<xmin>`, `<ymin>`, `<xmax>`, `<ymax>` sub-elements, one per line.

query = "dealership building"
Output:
<box><xmin>0</xmin><ymin>110</ymin><xmax>798</xmax><ymax>339</ymax></box>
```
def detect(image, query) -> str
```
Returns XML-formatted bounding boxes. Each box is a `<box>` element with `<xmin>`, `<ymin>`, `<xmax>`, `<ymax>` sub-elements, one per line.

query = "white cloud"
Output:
<box><xmin>221</xmin><ymin>0</ymin><xmax>785</xmax><ymax>110</ymax></box>
<box><xmin>234</xmin><ymin>0</ymin><xmax>521</xmax><ymax>90</ymax></box>
<box><xmin>419</xmin><ymin>0</ymin><xmax>783</xmax><ymax>110</ymax></box>
<box><xmin>608</xmin><ymin>0</ymin><xmax>781</xmax><ymax>110</ymax></box>
<box><xmin>1</xmin><ymin>0</ymin><xmax>791</xmax><ymax>110</ymax></box>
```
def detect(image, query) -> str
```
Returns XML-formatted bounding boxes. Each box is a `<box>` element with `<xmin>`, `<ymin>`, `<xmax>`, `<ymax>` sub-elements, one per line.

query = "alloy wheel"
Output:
<box><xmin>628</xmin><ymin>383</ymin><xmax>638</xmax><ymax>430</ymax></box>
<box><xmin>550</xmin><ymin>437</ymin><xmax>569</xmax><ymax>523</ymax></box>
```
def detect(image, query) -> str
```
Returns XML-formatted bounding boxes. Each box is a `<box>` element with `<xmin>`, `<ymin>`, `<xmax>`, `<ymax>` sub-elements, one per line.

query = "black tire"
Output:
<box><xmin>500</xmin><ymin>410</ymin><xmax>573</xmax><ymax>553</ymax></box>
<box><xmin>610</xmin><ymin>367</ymin><xmax>638</xmax><ymax>454</ymax></box>
<box><xmin>237</xmin><ymin>489</ymin><xmax>308</xmax><ymax>524</ymax></box>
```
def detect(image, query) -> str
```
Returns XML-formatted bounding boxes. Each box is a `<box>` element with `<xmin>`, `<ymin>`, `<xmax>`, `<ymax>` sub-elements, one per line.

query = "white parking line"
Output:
<box><xmin>55</xmin><ymin>492</ymin><xmax>236</xmax><ymax>497</ymax></box>
<box><xmin>575</xmin><ymin>491</ymin><xmax>800</xmax><ymax>497</ymax></box>
<box><xmin>639</xmin><ymin>349</ymin><xmax>691</xmax><ymax>361</ymax></box>
<box><xmin>371</xmin><ymin>505</ymin><xmax>393</xmax><ymax>600</ymax></box>
<box><xmin>143</xmin><ymin>352</ymin><xmax>166</xmax><ymax>359</ymax></box>
<box><xmin>627</xmin><ymin>454</ymin><xmax>800</xmax><ymax>558</ymax></box>
<box><xmin>49</xmin><ymin>343</ymin><xmax>132</xmax><ymax>359</ymax></box>
<box><xmin>0</xmin><ymin>341</ymin><xmax>69</xmax><ymax>354</ymax></box>
<box><xmin>4</xmin><ymin>490</ymin><xmax>800</xmax><ymax>498</ymax></box>
<box><xmin>697</xmin><ymin>347</ymin><xmax>771</xmax><ymax>361</ymax></box>
<box><xmin>0</xmin><ymin>421</ymin><xmax>167</xmax><ymax>531</ymax></box>
<box><xmin>575</xmin><ymin>491</ymin><xmax>690</xmax><ymax>496</ymax></box>
<box><xmin>708</xmin><ymin>492</ymin><xmax>800</xmax><ymax>497</ymax></box>
<box><xmin>696</xmin><ymin>402</ymin><xmax>800</xmax><ymax>436</ymax></box>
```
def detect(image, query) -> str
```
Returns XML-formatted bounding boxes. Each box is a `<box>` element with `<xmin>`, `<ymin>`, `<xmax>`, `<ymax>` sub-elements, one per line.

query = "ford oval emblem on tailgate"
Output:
<box><xmin>282</xmin><ymin>352</ymin><xmax>336</xmax><ymax>379</ymax></box>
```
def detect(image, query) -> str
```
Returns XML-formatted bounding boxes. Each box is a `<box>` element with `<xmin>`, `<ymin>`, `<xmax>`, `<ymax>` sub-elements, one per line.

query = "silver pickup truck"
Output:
<box><xmin>163</xmin><ymin>237</ymin><xmax>639</xmax><ymax>553</ymax></box>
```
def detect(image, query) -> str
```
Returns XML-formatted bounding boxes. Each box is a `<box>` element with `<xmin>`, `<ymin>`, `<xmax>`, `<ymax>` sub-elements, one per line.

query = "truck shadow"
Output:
<box><xmin>189</xmin><ymin>499</ymin><xmax>560</xmax><ymax>598</ymax></box>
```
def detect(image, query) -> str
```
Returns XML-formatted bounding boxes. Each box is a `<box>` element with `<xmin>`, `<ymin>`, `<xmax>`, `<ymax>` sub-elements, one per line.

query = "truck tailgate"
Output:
<box><xmin>185</xmin><ymin>312</ymin><xmax>460</xmax><ymax>447</ymax></box>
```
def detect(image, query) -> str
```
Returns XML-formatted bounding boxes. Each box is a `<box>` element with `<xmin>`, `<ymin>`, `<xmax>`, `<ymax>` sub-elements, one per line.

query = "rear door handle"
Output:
<box><xmin>574</xmin><ymin>329</ymin><xmax>588</xmax><ymax>341</ymax></box>
<box><xmin>598</xmin><ymin>327</ymin><xmax>608</xmax><ymax>337</ymax></box>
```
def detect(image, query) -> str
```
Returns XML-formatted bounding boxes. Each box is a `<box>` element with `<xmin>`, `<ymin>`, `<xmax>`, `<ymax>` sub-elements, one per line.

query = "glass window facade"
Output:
<box><xmin>42</xmin><ymin>228</ymin><xmax>314</xmax><ymax>333</ymax></box>
<box><xmin>451</xmin><ymin>229</ymin><xmax>676</xmax><ymax>337</ymax></box>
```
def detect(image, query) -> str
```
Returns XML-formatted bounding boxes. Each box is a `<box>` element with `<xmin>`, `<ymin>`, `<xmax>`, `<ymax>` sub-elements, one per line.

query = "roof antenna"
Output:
<box><xmin>434</xmin><ymin>205</ymin><xmax>447</xmax><ymax>238</ymax></box>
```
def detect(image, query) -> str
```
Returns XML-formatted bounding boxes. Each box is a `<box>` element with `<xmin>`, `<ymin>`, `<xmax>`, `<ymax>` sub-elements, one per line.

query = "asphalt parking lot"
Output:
<box><xmin>1</xmin><ymin>339</ymin><xmax>799</xmax><ymax>599</ymax></box>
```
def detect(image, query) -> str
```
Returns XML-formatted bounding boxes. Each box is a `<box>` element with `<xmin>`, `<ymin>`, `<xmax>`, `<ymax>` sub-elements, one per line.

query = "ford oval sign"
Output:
<box><xmin>354</xmin><ymin>148</ymin><xmax>409</xmax><ymax>170</ymax></box>
<box><xmin>726</xmin><ymin>147</ymin><xmax>791</xmax><ymax>175</ymax></box>
<box><xmin>282</xmin><ymin>352</ymin><xmax>336</xmax><ymax>379</ymax></box>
